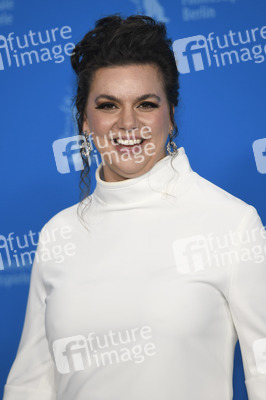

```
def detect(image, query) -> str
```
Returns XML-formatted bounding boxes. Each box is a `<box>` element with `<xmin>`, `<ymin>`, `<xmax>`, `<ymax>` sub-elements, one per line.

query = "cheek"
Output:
<box><xmin>87</xmin><ymin>110</ymin><xmax>113</xmax><ymax>134</ymax></box>
<box><xmin>148</xmin><ymin>109</ymin><xmax>170</xmax><ymax>135</ymax></box>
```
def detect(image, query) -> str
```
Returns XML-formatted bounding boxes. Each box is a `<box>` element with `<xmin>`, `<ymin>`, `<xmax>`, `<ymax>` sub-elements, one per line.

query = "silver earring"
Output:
<box><xmin>166</xmin><ymin>129</ymin><xmax>178</xmax><ymax>156</ymax></box>
<box><xmin>80</xmin><ymin>131</ymin><xmax>92</xmax><ymax>159</ymax></box>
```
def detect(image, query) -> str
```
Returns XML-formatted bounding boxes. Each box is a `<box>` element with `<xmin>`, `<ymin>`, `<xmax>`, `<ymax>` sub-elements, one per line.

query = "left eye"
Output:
<box><xmin>138</xmin><ymin>102</ymin><xmax>158</xmax><ymax>109</ymax></box>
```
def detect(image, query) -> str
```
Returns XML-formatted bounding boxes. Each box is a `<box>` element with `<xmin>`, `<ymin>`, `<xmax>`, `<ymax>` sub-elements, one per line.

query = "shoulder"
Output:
<box><xmin>40</xmin><ymin>201</ymin><xmax>86</xmax><ymax>237</ymax></box>
<box><xmin>184</xmin><ymin>170</ymin><xmax>258</xmax><ymax>227</ymax></box>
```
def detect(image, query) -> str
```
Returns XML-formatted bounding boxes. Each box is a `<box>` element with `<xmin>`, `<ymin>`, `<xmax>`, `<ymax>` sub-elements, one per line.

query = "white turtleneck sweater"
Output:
<box><xmin>3</xmin><ymin>147</ymin><xmax>266</xmax><ymax>400</ymax></box>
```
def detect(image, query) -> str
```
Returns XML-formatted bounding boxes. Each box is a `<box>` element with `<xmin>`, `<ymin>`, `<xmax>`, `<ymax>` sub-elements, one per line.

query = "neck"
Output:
<box><xmin>93</xmin><ymin>147</ymin><xmax>192</xmax><ymax>207</ymax></box>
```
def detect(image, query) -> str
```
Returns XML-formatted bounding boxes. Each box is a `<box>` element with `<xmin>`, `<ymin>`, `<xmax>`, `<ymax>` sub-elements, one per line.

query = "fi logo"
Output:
<box><xmin>252</xmin><ymin>138</ymin><xmax>266</xmax><ymax>174</ymax></box>
<box><xmin>172</xmin><ymin>235</ymin><xmax>212</xmax><ymax>274</ymax></box>
<box><xmin>52</xmin><ymin>135</ymin><xmax>85</xmax><ymax>174</ymax></box>
<box><xmin>173</xmin><ymin>35</ymin><xmax>211</xmax><ymax>74</ymax></box>
<box><xmin>0</xmin><ymin>35</ymin><xmax>11</xmax><ymax>70</ymax></box>
<box><xmin>52</xmin><ymin>335</ymin><xmax>92</xmax><ymax>374</ymax></box>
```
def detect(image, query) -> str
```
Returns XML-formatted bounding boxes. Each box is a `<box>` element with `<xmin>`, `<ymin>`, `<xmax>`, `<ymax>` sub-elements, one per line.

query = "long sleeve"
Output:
<box><xmin>3</xmin><ymin>225</ymin><xmax>57</xmax><ymax>400</ymax></box>
<box><xmin>227</xmin><ymin>206</ymin><xmax>266</xmax><ymax>399</ymax></box>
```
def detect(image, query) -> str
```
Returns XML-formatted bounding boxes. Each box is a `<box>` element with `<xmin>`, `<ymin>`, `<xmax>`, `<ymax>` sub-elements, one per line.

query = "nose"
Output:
<box><xmin>117</xmin><ymin>105</ymin><xmax>139</xmax><ymax>132</ymax></box>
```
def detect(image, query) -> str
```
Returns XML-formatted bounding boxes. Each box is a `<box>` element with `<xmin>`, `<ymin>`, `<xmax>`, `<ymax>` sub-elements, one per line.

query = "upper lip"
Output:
<box><xmin>112</xmin><ymin>136</ymin><xmax>145</xmax><ymax>140</ymax></box>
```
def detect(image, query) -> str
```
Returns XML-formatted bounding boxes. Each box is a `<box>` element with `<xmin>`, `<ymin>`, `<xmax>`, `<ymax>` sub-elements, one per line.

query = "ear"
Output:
<box><xmin>169</xmin><ymin>105</ymin><xmax>175</xmax><ymax>131</ymax></box>
<box><xmin>82</xmin><ymin>114</ymin><xmax>90</xmax><ymax>133</ymax></box>
<box><xmin>171</xmin><ymin>105</ymin><xmax>175</xmax><ymax>116</ymax></box>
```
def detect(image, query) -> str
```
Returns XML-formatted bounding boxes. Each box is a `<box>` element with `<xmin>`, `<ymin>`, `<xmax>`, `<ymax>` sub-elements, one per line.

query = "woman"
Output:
<box><xmin>3</xmin><ymin>14</ymin><xmax>266</xmax><ymax>400</ymax></box>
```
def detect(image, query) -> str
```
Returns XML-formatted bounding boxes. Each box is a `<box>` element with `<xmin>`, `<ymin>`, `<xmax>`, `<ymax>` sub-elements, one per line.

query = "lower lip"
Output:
<box><xmin>113</xmin><ymin>140</ymin><xmax>146</xmax><ymax>153</ymax></box>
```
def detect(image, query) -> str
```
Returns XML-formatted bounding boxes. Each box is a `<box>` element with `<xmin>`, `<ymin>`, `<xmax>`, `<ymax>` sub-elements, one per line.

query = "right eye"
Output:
<box><xmin>95</xmin><ymin>103</ymin><xmax>117</xmax><ymax>110</ymax></box>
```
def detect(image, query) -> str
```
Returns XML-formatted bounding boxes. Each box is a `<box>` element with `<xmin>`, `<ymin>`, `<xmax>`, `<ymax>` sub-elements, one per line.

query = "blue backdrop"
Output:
<box><xmin>0</xmin><ymin>1</ymin><xmax>265</xmax><ymax>398</ymax></box>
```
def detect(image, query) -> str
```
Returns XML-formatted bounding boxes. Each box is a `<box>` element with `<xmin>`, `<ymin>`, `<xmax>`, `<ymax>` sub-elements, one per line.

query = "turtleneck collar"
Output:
<box><xmin>93</xmin><ymin>147</ymin><xmax>192</xmax><ymax>206</ymax></box>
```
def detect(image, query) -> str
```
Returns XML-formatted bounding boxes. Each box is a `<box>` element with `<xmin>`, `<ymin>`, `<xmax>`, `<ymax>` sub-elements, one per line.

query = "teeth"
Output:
<box><xmin>116</xmin><ymin>138</ymin><xmax>143</xmax><ymax>146</ymax></box>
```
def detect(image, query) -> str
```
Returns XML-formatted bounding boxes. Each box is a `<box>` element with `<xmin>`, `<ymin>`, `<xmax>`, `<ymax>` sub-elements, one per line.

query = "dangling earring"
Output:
<box><xmin>80</xmin><ymin>131</ymin><xmax>92</xmax><ymax>159</ymax></box>
<box><xmin>166</xmin><ymin>129</ymin><xmax>178</xmax><ymax>156</ymax></box>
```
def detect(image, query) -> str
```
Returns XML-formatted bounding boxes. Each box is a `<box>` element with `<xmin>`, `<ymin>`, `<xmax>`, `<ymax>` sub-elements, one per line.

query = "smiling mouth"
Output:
<box><xmin>113</xmin><ymin>138</ymin><xmax>145</xmax><ymax>147</ymax></box>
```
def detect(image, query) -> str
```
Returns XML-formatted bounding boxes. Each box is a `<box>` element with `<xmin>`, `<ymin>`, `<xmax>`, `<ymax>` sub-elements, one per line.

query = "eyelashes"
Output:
<box><xmin>95</xmin><ymin>101</ymin><xmax>159</xmax><ymax>110</ymax></box>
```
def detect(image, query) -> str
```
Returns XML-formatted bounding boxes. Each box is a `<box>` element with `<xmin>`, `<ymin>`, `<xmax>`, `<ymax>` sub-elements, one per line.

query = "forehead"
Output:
<box><xmin>90</xmin><ymin>64</ymin><xmax>164</xmax><ymax>93</ymax></box>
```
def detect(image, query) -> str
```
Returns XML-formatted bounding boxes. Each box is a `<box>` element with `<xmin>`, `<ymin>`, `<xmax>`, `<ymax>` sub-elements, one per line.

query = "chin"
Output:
<box><xmin>112</xmin><ymin>157</ymin><xmax>150</xmax><ymax>176</ymax></box>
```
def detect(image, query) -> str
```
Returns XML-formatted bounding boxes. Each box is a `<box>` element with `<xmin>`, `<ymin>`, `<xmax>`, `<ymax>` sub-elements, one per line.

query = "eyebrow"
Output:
<box><xmin>94</xmin><ymin>93</ymin><xmax>161</xmax><ymax>103</ymax></box>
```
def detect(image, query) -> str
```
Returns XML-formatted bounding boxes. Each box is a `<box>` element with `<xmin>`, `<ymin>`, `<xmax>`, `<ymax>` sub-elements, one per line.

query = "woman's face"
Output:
<box><xmin>82</xmin><ymin>63</ymin><xmax>174</xmax><ymax>182</ymax></box>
